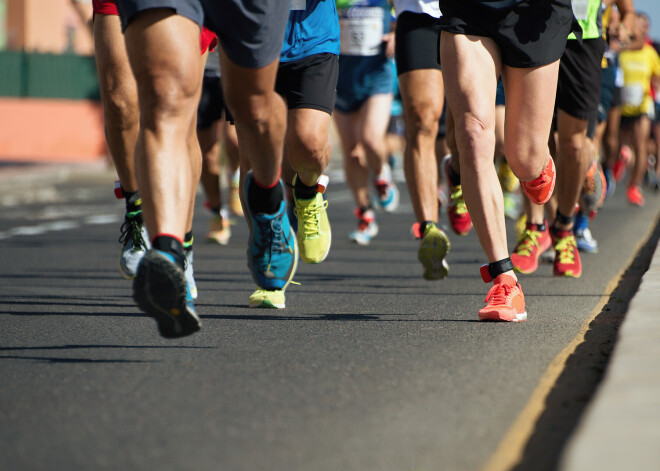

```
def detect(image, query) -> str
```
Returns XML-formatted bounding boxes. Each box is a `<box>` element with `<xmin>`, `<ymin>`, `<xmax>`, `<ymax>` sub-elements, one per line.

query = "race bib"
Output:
<box><xmin>290</xmin><ymin>0</ymin><xmax>305</xmax><ymax>10</ymax></box>
<box><xmin>621</xmin><ymin>84</ymin><xmax>645</xmax><ymax>107</ymax></box>
<box><xmin>339</xmin><ymin>8</ymin><xmax>384</xmax><ymax>56</ymax></box>
<box><xmin>571</xmin><ymin>0</ymin><xmax>588</xmax><ymax>21</ymax></box>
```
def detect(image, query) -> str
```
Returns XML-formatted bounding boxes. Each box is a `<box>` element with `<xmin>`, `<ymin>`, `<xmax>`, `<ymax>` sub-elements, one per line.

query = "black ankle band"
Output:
<box><xmin>488</xmin><ymin>258</ymin><xmax>513</xmax><ymax>279</ymax></box>
<box><xmin>555</xmin><ymin>210</ymin><xmax>574</xmax><ymax>226</ymax></box>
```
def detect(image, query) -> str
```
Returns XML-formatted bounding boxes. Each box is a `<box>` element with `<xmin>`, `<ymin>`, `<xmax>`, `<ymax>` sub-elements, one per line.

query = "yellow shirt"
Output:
<box><xmin>619</xmin><ymin>44</ymin><xmax>660</xmax><ymax>117</ymax></box>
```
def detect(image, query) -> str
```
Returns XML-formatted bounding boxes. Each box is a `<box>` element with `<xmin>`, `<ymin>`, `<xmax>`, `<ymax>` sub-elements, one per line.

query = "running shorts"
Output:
<box><xmin>93</xmin><ymin>0</ymin><xmax>119</xmax><ymax>15</ymax></box>
<box><xmin>197</xmin><ymin>75</ymin><xmax>224</xmax><ymax>130</ymax></box>
<box><xmin>109</xmin><ymin>0</ymin><xmax>216</xmax><ymax>53</ymax></box>
<box><xmin>117</xmin><ymin>0</ymin><xmax>288</xmax><ymax>68</ymax></box>
<box><xmin>275</xmin><ymin>53</ymin><xmax>339</xmax><ymax>115</ymax></box>
<box><xmin>556</xmin><ymin>38</ymin><xmax>605</xmax><ymax>123</ymax></box>
<box><xmin>437</xmin><ymin>0</ymin><xmax>574</xmax><ymax>68</ymax></box>
<box><xmin>496</xmin><ymin>78</ymin><xmax>505</xmax><ymax>106</ymax></box>
<box><xmin>335</xmin><ymin>55</ymin><xmax>393</xmax><ymax>113</ymax></box>
<box><xmin>395</xmin><ymin>12</ymin><xmax>442</xmax><ymax>76</ymax></box>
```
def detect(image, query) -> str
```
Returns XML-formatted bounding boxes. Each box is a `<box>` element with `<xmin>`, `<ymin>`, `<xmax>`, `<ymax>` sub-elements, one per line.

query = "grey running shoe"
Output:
<box><xmin>133</xmin><ymin>249</ymin><xmax>200</xmax><ymax>338</ymax></box>
<box><xmin>118</xmin><ymin>211</ymin><xmax>149</xmax><ymax>279</ymax></box>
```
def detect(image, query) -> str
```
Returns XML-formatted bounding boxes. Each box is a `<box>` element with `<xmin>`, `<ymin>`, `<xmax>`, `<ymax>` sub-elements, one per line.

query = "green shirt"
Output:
<box><xmin>568</xmin><ymin>0</ymin><xmax>602</xmax><ymax>40</ymax></box>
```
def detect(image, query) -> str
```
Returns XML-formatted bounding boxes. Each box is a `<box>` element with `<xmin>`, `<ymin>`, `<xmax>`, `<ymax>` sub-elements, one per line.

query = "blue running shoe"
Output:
<box><xmin>133</xmin><ymin>249</ymin><xmax>200</xmax><ymax>338</ymax></box>
<box><xmin>574</xmin><ymin>212</ymin><xmax>598</xmax><ymax>254</ymax></box>
<box><xmin>245</xmin><ymin>173</ymin><xmax>298</xmax><ymax>291</ymax></box>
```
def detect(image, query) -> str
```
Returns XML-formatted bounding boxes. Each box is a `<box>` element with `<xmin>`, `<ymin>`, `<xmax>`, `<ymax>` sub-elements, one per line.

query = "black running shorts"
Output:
<box><xmin>556</xmin><ymin>38</ymin><xmax>605</xmax><ymax>123</ymax></box>
<box><xmin>395</xmin><ymin>12</ymin><xmax>442</xmax><ymax>76</ymax></box>
<box><xmin>275</xmin><ymin>53</ymin><xmax>339</xmax><ymax>115</ymax></box>
<box><xmin>117</xmin><ymin>0</ymin><xmax>289</xmax><ymax>69</ymax></box>
<box><xmin>197</xmin><ymin>75</ymin><xmax>224</xmax><ymax>130</ymax></box>
<box><xmin>437</xmin><ymin>0</ymin><xmax>574</xmax><ymax>68</ymax></box>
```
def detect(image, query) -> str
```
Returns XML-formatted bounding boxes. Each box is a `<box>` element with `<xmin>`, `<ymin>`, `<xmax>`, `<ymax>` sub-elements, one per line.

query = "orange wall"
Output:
<box><xmin>6</xmin><ymin>0</ymin><xmax>93</xmax><ymax>54</ymax></box>
<box><xmin>0</xmin><ymin>98</ymin><xmax>107</xmax><ymax>162</ymax></box>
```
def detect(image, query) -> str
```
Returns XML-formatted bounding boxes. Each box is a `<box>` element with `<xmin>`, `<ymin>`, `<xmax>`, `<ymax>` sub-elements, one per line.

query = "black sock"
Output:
<box><xmin>294</xmin><ymin>175</ymin><xmax>318</xmax><ymax>200</ymax></box>
<box><xmin>124</xmin><ymin>191</ymin><xmax>141</xmax><ymax>214</ymax></box>
<box><xmin>152</xmin><ymin>235</ymin><xmax>185</xmax><ymax>269</ymax></box>
<box><xmin>184</xmin><ymin>231</ymin><xmax>193</xmax><ymax>251</ymax></box>
<box><xmin>447</xmin><ymin>164</ymin><xmax>461</xmax><ymax>187</ymax></box>
<box><xmin>248</xmin><ymin>179</ymin><xmax>283</xmax><ymax>214</ymax></box>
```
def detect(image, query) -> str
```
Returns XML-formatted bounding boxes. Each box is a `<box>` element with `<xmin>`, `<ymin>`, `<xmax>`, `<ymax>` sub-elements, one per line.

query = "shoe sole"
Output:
<box><xmin>249</xmin><ymin>299</ymin><xmax>285</xmax><ymax>309</ymax></box>
<box><xmin>133</xmin><ymin>251</ymin><xmax>201</xmax><ymax>338</ymax></box>
<box><xmin>479</xmin><ymin>310</ymin><xmax>528</xmax><ymax>322</ymax></box>
<box><xmin>418</xmin><ymin>230</ymin><xmax>451</xmax><ymax>280</ymax></box>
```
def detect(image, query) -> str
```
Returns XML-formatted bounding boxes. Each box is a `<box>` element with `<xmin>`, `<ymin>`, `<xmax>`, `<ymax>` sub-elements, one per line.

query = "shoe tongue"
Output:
<box><xmin>494</xmin><ymin>274</ymin><xmax>516</xmax><ymax>286</ymax></box>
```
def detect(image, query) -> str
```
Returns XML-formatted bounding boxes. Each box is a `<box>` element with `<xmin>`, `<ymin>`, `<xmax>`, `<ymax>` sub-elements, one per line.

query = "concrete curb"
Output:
<box><xmin>560</xmin><ymin>230</ymin><xmax>660</xmax><ymax>470</ymax></box>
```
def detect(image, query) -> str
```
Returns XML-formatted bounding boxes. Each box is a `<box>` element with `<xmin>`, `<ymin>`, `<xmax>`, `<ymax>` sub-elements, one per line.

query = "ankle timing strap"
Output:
<box><xmin>480</xmin><ymin>257</ymin><xmax>514</xmax><ymax>283</ymax></box>
<box><xmin>555</xmin><ymin>210</ymin><xmax>574</xmax><ymax>227</ymax></box>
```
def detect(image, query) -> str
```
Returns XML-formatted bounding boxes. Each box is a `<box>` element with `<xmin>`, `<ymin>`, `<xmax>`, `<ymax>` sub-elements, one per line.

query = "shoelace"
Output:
<box><xmin>294</xmin><ymin>199</ymin><xmax>328</xmax><ymax>238</ymax></box>
<box><xmin>256</xmin><ymin>216</ymin><xmax>293</xmax><ymax>264</ymax></box>
<box><xmin>515</xmin><ymin>229</ymin><xmax>541</xmax><ymax>256</ymax></box>
<box><xmin>555</xmin><ymin>235</ymin><xmax>577</xmax><ymax>264</ymax></box>
<box><xmin>450</xmin><ymin>185</ymin><xmax>468</xmax><ymax>215</ymax></box>
<box><xmin>484</xmin><ymin>281</ymin><xmax>514</xmax><ymax>306</ymax></box>
<box><xmin>118</xmin><ymin>210</ymin><xmax>146</xmax><ymax>251</ymax></box>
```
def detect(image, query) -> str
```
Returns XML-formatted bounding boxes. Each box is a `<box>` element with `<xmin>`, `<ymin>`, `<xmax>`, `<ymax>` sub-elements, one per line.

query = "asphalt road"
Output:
<box><xmin>1</xmin><ymin>163</ymin><xmax>658</xmax><ymax>471</ymax></box>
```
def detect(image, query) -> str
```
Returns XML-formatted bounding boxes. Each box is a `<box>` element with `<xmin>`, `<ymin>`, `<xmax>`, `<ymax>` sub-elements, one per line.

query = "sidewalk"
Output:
<box><xmin>560</xmin><ymin>224</ymin><xmax>660</xmax><ymax>470</ymax></box>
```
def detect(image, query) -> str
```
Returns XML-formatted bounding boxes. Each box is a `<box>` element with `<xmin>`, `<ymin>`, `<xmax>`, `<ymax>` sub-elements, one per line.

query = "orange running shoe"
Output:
<box><xmin>552</xmin><ymin>229</ymin><xmax>582</xmax><ymax>277</ymax></box>
<box><xmin>442</xmin><ymin>155</ymin><xmax>473</xmax><ymax>235</ymax></box>
<box><xmin>511</xmin><ymin>222</ymin><xmax>551</xmax><ymax>274</ymax></box>
<box><xmin>521</xmin><ymin>156</ymin><xmax>556</xmax><ymax>205</ymax></box>
<box><xmin>478</xmin><ymin>274</ymin><xmax>527</xmax><ymax>322</ymax></box>
<box><xmin>626</xmin><ymin>185</ymin><xmax>645</xmax><ymax>207</ymax></box>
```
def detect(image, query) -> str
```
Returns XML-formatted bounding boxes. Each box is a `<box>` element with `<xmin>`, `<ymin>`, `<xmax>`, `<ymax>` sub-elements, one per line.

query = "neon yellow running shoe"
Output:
<box><xmin>417</xmin><ymin>222</ymin><xmax>451</xmax><ymax>280</ymax></box>
<box><xmin>293</xmin><ymin>174</ymin><xmax>331</xmax><ymax>264</ymax></box>
<box><xmin>249</xmin><ymin>288</ymin><xmax>285</xmax><ymax>309</ymax></box>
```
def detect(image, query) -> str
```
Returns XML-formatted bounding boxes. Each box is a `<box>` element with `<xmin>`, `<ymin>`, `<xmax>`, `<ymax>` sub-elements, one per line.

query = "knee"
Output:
<box><xmin>104</xmin><ymin>88</ymin><xmax>139</xmax><ymax>131</ymax></box>
<box><xmin>289</xmin><ymin>129</ymin><xmax>327</xmax><ymax>163</ymax></box>
<box><xmin>456</xmin><ymin>113</ymin><xmax>491</xmax><ymax>155</ymax></box>
<box><xmin>404</xmin><ymin>106</ymin><xmax>440</xmax><ymax>142</ymax></box>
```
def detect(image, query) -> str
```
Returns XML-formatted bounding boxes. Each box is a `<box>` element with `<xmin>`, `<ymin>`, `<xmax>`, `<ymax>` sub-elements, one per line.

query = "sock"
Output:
<box><xmin>248</xmin><ymin>178</ymin><xmax>283</xmax><ymax>214</ymax></box>
<box><xmin>294</xmin><ymin>175</ymin><xmax>318</xmax><ymax>200</ymax></box>
<box><xmin>184</xmin><ymin>231</ymin><xmax>193</xmax><ymax>251</ymax></box>
<box><xmin>124</xmin><ymin>191</ymin><xmax>142</xmax><ymax>214</ymax></box>
<box><xmin>152</xmin><ymin>235</ymin><xmax>184</xmax><ymax>269</ymax></box>
<box><xmin>447</xmin><ymin>163</ymin><xmax>461</xmax><ymax>187</ymax></box>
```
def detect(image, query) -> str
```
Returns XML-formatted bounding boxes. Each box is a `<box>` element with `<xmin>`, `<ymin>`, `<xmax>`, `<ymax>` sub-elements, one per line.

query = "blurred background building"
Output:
<box><xmin>0</xmin><ymin>0</ymin><xmax>105</xmax><ymax>163</ymax></box>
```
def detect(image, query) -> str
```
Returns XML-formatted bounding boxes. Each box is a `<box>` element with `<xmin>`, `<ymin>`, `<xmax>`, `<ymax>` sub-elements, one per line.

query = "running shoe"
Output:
<box><xmin>373</xmin><ymin>164</ymin><xmax>400</xmax><ymax>212</ymax></box>
<box><xmin>497</xmin><ymin>159</ymin><xmax>520</xmax><ymax>193</ymax></box>
<box><xmin>416</xmin><ymin>222</ymin><xmax>451</xmax><ymax>280</ymax></box>
<box><xmin>183</xmin><ymin>242</ymin><xmax>198</xmax><ymax>300</ymax></box>
<box><xmin>206</xmin><ymin>211</ymin><xmax>231</xmax><ymax>246</ymax></box>
<box><xmin>613</xmin><ymin>145</ymin><xmax>631</xmax><ymax>182</ymax></box>
<box><xmin>118</xmin><ymin>210</ymin><xmax>149</xmax><ymax>280</ymax></box>
<box><xmin>133</xmin><ymin>249</ymin><xmax>201</xmax><ymax>338</ymax></box>
<box><xmin>552</xmin><ymin>229</ymin><xmax>582</xmax><ymax>278</ymax></box>
<box><xmin>249</xmin><ymin>288</ymin><xmax>285</xmax><ymax>309</ymax></box>
<box><xmin>293</xmin><ymin>174</ymin><xmax>331</xmax><ymax>264</ymax></box>
<box><xmin>626</xmin><ymin>185</ymin><xmax>645</xmax><ymax>207</ymax></box>
<box><xmin>521</xmin><ymin>156</ymin><xmax>556</xmax><ymax>205</ymax></box>
<box><xmin>244</xmin><ymin>173</ymin><xmax>298</xmax><ymax>291</ymax></box>
<box><xmin>502</xmin><ymin>192</ymin><xmax>521</xmax><ymax>220</ymax></box>
<box><xmin>229</xmin><ymin>171</ymin><xmax>244</xmax><ymax>217</ymax></box>
<box><xmin>574</xmin><ymin>212</ymin><xmax>598</xmax><ymax>253</ymax></box>
<box><xmin>442</xmin><ymin>155</ymin><xmax>472</xmax><ymax>235</ymax></box>
<box><xmin>579</xmin><ymin>160</ymin><xmax>606</xmax><ymax>214</ymax></box>
<box><xmin>511</xmin><ymin>222</ymin><xmax>552</xmax><ymax>274</ymax></box>
<box><xmin>478</xmin><ymin>274</ymin><xmax>527</xmax><ymax>322</ymax></box>
<box><xmin>349</xmin><ymin>207</ymin><xmax>378</xmax><ymax>246</ymax></box>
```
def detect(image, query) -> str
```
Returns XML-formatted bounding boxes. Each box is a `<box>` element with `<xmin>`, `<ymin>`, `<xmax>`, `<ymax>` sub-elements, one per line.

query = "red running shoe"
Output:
<box><xmin>511</xmin><ymin>222</ymin><xmax>552</xmax><ymax>274</ymax></box>
<box><xmin>552</xmin><ymin>229</ymin><xmax>582</xmax><ymax>278</ymax></box>
<box><xmin>613</xmin><ymin>145</ymin><xmax>632</xmax><ymax>182</ymax></box>
<box><xmin>442</xmin><ymin>155</ymin><xmax>473</xmax><ymax>235</ymax></box>
<box><xmin>626</xmin><ymin>185</ymin><xmax>645</xmax><ymax>207</ymax></box>
<box><xmin>521</xmin><ymin>156</ymin><xmax>556</xmax><ymax>205</ymax></box>
<box><xmin>478</xmin><ymin>274</ymin><xmax>527</xmax><ymax>322</ymax></box>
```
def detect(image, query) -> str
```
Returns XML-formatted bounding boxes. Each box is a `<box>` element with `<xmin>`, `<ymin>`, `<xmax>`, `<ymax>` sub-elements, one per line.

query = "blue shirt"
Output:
<box><xmin>281</xmin><ymin>0</ymin><xmax>341</xmax><ymax>63</ymax></box>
